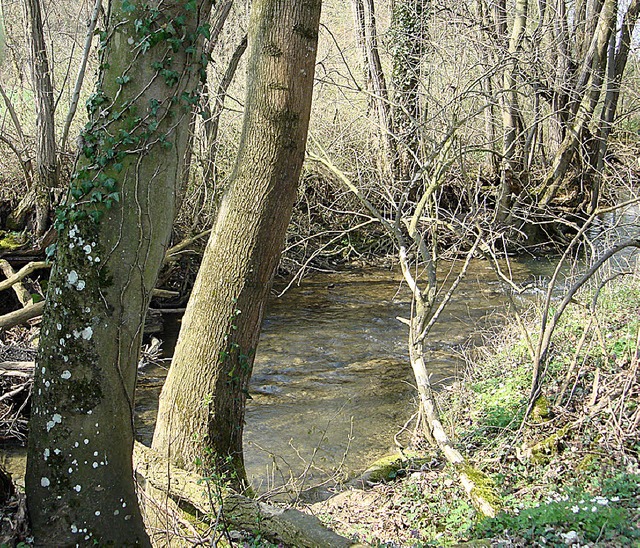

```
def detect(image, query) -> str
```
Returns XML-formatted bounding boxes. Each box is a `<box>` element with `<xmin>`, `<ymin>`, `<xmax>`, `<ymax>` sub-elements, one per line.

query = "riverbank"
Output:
<box><xmin>309</xmin><ymin>271</ymin><xmax>640</xmax><ymax>546</ymax></box>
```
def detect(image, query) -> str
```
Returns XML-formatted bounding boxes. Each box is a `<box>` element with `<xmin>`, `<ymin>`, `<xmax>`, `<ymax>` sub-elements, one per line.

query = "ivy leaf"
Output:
<box><xmin>45</xmin><ymin>244</ymin><xmax>57</xmax><ymax>259</ymax></box>
<box><xmin>196</xmin><ymin>24</ymin><xmax>211</xmax><ymax>40</ymax></box>
<box><xmin>122</xmin><ymin>0</ymin><xmax>136</xmax><ymax>13</ymax></box>
<box><xmin>103</xmin><ymin>178</ymin><xmax>117</xmax><ymax>191</ymax></box>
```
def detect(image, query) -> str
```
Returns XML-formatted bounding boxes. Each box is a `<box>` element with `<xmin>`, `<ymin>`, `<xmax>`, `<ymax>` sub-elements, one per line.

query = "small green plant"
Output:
<box><xmin>475</xmin><ymin>486</ymin><xmax>640</xmax><ymax>546</ymax></box>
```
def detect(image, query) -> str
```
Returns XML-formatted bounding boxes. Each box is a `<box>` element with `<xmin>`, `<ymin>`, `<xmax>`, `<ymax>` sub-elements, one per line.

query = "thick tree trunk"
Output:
<box><xmin>153</xmin><ymin>0</ymin><xmax>322</xmax><ymax>489</ymax></box>
<box><xmin>23</xmin><ymin>0</ymin><xmax>58</xmax><ymax>237</ymax></box>
<box><xmin>25</xmin><ymin>0</ymin><xmax>213</xmax><ymax>544</ymax></box>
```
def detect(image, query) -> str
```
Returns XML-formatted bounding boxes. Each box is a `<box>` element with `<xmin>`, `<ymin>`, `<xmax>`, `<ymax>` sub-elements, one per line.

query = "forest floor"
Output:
<box><xmin>306</xmin><ymin>272</ymin><xmax>640</xmax><ymax>547</ymax></box>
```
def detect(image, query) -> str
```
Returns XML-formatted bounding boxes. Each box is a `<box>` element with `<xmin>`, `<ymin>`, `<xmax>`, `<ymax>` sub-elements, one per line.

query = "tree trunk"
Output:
<box><xmin>497</xmin><ymin>0</ymin><xmax>527</xmax><ymax>223</ymax></box>
<box><xmin>390</xmin><ymin>0</ymin><xmax>427</xmax><ymax>189</ymax></box>
<box><xmin>200</xmin><ymin>34</ymin><xmax>247</xmax><ymax>187</ymax></box>
<box><xmin>548</xmin><ymin>0</ymin><xmax>571</xmax><ymax>155</ymax></box>
<box><xmin>540</xmin><ymin>0</ymin><xmax>616</xmax><ymax>205</ymax></box>
<box><xmin>23</xmin><ymin>0</ymin><xmax>58</xmax><ymax>237</ymax></box>
<box><xmin>153</xmin><ymin>0</ymin><xmax>322</xmax><ymax>489</ymax></box>
<box><xmin>475</xmin><ymin>0</ymin><xmax>499</xmax><ymax>177</ymax></box>
<box><xmin>361</xmin><ymin>0</ymin><xmax>395</xmax><ymax>172</ymax></box>
<box><xmin>25</xmin><ymin>0</ymin><xmax>213</xmax><ymax>544</ymax></box>
<box><xmin>588</xmin><ymin>0</ymin><xmax>640</xmax><ymax>211</ymax></box>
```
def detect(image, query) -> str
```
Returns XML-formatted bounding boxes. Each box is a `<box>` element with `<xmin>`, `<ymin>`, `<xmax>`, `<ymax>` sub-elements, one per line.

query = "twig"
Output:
<box><xmin>60</xmin><ymin>0</ymin><xmax>103</xmax><ymax>150</ymax></box>
<box><xmin>0</xmin><ymin>261</ymin><xmax>49</xmax><ymax>293</ymax></box>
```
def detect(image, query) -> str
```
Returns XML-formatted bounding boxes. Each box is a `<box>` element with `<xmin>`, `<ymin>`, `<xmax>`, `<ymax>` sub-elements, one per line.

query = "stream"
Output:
<box><xmin>136</xmin><ymin>198</ymin><xmax>639</xmax><ymax>492</ymax></box>
<box><xmin>3</xmin><ymin>200</ymin><xmax>637</xmax><ymax>492</ymax></box>
<box><xmin>134</xmin><ymin>257</ymin><xmax>561</xmax><ymax>493</ymax></box>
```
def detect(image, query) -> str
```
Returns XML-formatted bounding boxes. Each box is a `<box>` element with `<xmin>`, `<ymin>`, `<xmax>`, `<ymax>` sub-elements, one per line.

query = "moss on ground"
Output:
<box><xmin>0</xmin><ymin>231</ymin><xmax>26</xmax><ymax>252</ymax></box>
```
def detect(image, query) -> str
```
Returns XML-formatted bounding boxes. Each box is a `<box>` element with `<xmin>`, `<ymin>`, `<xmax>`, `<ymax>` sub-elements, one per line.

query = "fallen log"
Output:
<box><xmin>133</xmin><ymin>442</ymin><xmax>361</xmax><ymax>548</ymax></box>
<box><xmin>0</xmin><ymin>362</ymin><xmax>34</xmax><ymax>376</ymax></box>
<box><xmin>0</xmin><ymin>301</ymin><xmax>45</xmax><ymax>330</ymax></box>
<box><xmin>0</xmin><ymin>289</ymin><xmax>178</xmax><ymax>330</ymax></box>
<box><xmin>150</xmin><ymin>288</ymin><xmax>180</xmax><ymax>300</ymax></box>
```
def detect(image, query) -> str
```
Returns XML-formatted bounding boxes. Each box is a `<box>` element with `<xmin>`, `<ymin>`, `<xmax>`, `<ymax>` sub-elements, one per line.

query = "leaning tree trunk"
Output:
<box><xmin>22</xmin><ymin>0</ymin><xmax>58</xmax><ymax>237</ymax></box>
<box><xmin>25</xmin><ymin>0</ymin><xmax>213</xmax><ymax>544</ymax></box>
<box><xmin>153</xmin><ymin>0</ymin><xmax>322</xmax><ymax>490</ymax></box>
<box><xmin>539</xmin><ymin>0</ymin><xmax>616</xmax><ymax>205</ymax></box>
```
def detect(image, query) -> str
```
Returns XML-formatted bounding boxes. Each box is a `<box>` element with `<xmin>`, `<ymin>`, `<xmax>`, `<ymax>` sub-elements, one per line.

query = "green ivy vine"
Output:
<box><xmin>48</xmin><ymin>0</ymin><xmax>211</xmax><ymax>259</ymax></box>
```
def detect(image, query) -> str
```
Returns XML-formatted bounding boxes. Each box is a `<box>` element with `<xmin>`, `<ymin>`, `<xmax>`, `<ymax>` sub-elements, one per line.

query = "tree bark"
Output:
<box><xmin>23</xmin><ymin>0</ymin><xmax>58</xmax><ymax>237</ymax></box>
<box><xmin>153</xmin><ymin>0</ymin><xmax>322</xmax><ymax>489</ymax></box>
<box><xmin>540</xmin><ymin>0</ymin><xmax>616</xmax><ymax>205</ymax></box>
<box><xmin>496</xmin><ymin>0</ymin><xmax>527</xmax><ymax>223</ymax></box>
<box><xmin>390</xmin><ymin>0</ymin><xmax>427</xmax><ymax>190</ymax></box>
<box><xmin>25</xmin><ymin>0</ymin><xmax>213</xmax><ymax>544</ymax></box>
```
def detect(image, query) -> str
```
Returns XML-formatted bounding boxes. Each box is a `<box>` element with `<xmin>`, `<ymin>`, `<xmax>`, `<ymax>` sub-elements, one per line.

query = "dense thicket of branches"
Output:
<box><xmin>1</xmin><ymin>0</ymin><xmax>638</xmax><ymax>261</ymax></box>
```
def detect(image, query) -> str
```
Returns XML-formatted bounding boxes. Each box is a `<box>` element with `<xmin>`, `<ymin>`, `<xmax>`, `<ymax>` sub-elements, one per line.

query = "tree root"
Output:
<box><xmin>133</xmin><ymin>442</ymin><xmax>363</xmax><ymax>548</ymax></box>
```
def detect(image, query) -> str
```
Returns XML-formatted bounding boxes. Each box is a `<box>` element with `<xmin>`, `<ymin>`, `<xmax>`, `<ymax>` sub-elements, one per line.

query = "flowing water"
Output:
<box><xmin>135</xmin><ymin>257</ymin><xmax>562</xmax><ymax>492</ymax></box>
<box><xmin>4</xmin><ymin>200</ymin><xmax>637</xmax><ymax>491</ymax></box>
<box><xmin>136</xmin><ymin>198</ymin><xmax>639</xmax><ymax>491</ymax></box>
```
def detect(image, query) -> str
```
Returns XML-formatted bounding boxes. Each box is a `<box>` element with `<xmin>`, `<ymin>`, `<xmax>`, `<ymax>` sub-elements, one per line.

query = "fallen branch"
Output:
<box><xmin>0</xmin><ymin>260</ymin><xmax>48</xmax><ymax>299</ymax></box>
<box><xmin>0</xmin><ymin>362</ymin><xmax>34</xmax><ymax>376</ymax></box>
<box><xmin>151</xmin><ymin>289</ymin><xmax>180</xmax><ymax>300</ymax></box>
<box><xmin>0</xmin><ymin>301</ymin><xmax>45</xmax><ymax>330</ymax></box>
<box><xmin>164</xmin><ymin>230</ymin><xmax>212</xmax><ymax>263</ymax></box>
<box><xmin>0</xmin><ymin>289</ymin><xmax>178</xmax><ymax>330</ymax></box>
<box><xmin>0</xmin><ymin>261</ymin><xmax>31</xmax><ymax>306</ymax></box>
<box><xmin>133</xmin><ymin>442</ymin><xmax>360</xmax><ymax>548</ymax></box>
